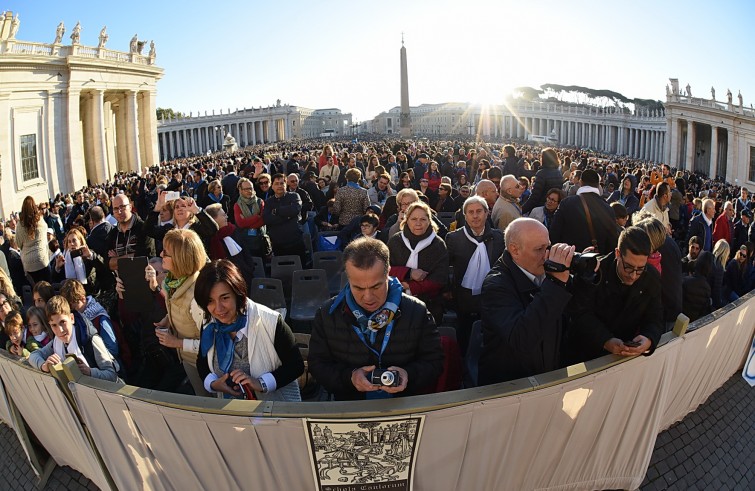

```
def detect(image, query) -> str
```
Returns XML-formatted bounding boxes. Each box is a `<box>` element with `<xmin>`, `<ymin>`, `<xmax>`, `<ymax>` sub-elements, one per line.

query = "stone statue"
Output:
<box><xmin>685</xmin><ymin>83</ymin><xmax>691</xmax><ymax>97</ymax></box>
<box><xmin>97</xmin><ymin>26</ymin><xmax>108</xmax><ymax>49</ymax></box>
<box><xmin>54</xmin><ymin>21</ymin><xmax>65</xmax><ymax>44</ymax></box>
<box><xmin>9</xmin><ymin>13</ymin><xmax>19</xmax><ymax>39</ymax></box>
<box><xmin>148</xmin><ymin>40</ymin><xmax>155</xmax><ymax>57</ymax></box>
<box><xmin>70</xmin><ymin>22</ymin><xmax>81</xmax><ymax>45</ymax></box>
<box><xmin>666</xmin><ymin>85</ymin><xmax>671</xmax><ymax>97</ymax></box>
<box><xmin>738</xmin><ymin>91</ymin><xmax>743</xmax><ymax>107</ymax></box>
<box><xmin>727</xmin><ymin>89</ymin><xmax>733</xmax><ymax>104</ymax></box>
<box><xmin>711</xmin><ymin>86</ymin><xmax>715</xmax><ymax>100</ymax></box>
<box><xmin>136</xmin><ymin>40</ymin><xmax>146</xmax><ymax>54</ymax></box>
<box><xmin>129</xmin><ymin>34</ymin><xmax>138</xmax><ymax>53</ymax></box>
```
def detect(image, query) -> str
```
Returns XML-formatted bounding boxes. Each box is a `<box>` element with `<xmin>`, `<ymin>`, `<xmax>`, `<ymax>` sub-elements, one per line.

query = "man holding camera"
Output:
<box><xmin>478</xmin><ymin>218</ymin><xmax>575</xmax><ymax>385</ymax></box>
<box><xmin>309</xmin><ymin>237</ymin><xmax>443</xmax><ymax>401</ymax></box>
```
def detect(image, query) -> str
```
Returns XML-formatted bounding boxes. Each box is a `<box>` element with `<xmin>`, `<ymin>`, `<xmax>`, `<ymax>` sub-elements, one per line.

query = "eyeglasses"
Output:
<box><xmin>546</xmin><ymin>197</ymin><xmax>559</xmax><ymax>204</ymax></box>
<box><xmin>258</xmin><ymin>181</ymin><xmax>270</xmax><ymax>185</ymax></box>
<box><xmin>160</xmin><ymin>250</ymin><xmax>172</xmax><ymax>258</ymax></box>
<box><xmin>620</xmin><ymin>256</ymin><xmax>646</xmax><ymax>276</ymax></box>
<box><xmin>113</xmin><ymin>204</ymin><xmax>130</xmax><ymax>213</ymax></box>
<box><xmin>240</xmin><ymin>187</ymin><xmax>253</xmax><ymax>191</ymax></box>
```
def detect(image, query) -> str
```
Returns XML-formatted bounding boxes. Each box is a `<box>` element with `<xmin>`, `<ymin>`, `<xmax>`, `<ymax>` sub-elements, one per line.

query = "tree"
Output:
<box><xmin>156</xmin><ymin>107</ymin><xmax>185</xmax><ymax>120</ymax></box>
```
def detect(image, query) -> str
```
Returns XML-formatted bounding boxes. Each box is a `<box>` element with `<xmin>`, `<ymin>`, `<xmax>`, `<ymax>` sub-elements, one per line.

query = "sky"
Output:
<box><xmin>4</xmin><ymin>0</ymin><xmax>755</xmax><ymax>122</ymax></box>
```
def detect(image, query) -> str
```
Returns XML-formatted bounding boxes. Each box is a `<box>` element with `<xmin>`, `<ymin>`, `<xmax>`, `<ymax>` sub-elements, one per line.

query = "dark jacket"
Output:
<box><xmin>549</xmin><ymin>192</ymin><xmax>620</xmax><ymax>254</ymax></box>
<box><xmin>445</xmin><ymin>225</ymin><xmax>504</xmax><ymax>314</ymax></box>
<box><xmin>682</xmin><ymin>275</ymin><xmax>711</xmax><ymax>322</ymax></box>
<box><xmin>308</xmin><ymin>293</ymin><xmax>444</xmax><ymax>401</ymax></box>
<box><xmin>105</xmin><ymin>214</ymin><xmax>156</xmax><ymax>260</ymax></box>
<box><xmin>733</xmin><ymin>219</ymin><xmax>750</xmax><ymax>251</ymax></box>
<box><xmin>568</xmin><ymin>256</ymin><xmax>664</xmax><ymax>363</ymax></box>
<box><xmin>607</xmin><ymin>191</ymin><xmax>641</xmax><ymax>219</ymax></box>
<box><xmin>659</xmin><ymin>235</ymin><xmax>683</xmax><ymax>323</ymax></box>
<box><xmin>501</xmin><ymin>156</ymin><xmax>525</xmax><ymax>179</ymax></box>
<box><xmin>263</xmin><ymin>192</ymin><xmax>302</xmax><ymax>247</ymax></box>
<box><xmin>144</xmin><ymin>209</ymin><xmax>219</xmax><ymax>254</ymax></box>
<box><xmin>221</xmin><ymin>172</ymin><xmax>240</xmax><ymax>205</ymax></box>
<box><xmin>521</xmin><ymin>167</ymin><xmax>564</xmax><ymax>214</ymax></box>
<box><xmin>478</xmin><ymin>250</ymin><xmax>572</xmax><ymax>385</ymax></box>
<box><xmin>687</xmin><ymin>214</ymin><xmax>713</xmax><ymax>252</ymax></box>
<box><xmin>86</xmin><ymin>221</ymin><xmax>113</xmax><ymax>259</ymax></box>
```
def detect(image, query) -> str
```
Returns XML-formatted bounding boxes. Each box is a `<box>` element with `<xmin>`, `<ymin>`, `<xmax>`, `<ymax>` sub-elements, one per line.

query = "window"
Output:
<box><xmin>20</xmin><ymin>134</ymin><xmax>39</xmax><ymax>181</ymax></box>
<box><xmin>750</xmin><ymin>146</ymin><xmax>755</xmax><ymax>182</ymax></box>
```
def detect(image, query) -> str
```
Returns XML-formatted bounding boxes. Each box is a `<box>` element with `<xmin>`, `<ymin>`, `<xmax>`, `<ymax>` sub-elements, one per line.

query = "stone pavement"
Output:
<box><xmin>0</xmin><ymin>373</ymin><xmax>752</xmax><ymax>490</ymax></box>
<box><xmin>640</xmin><ymin>374</ymin><xmax>755</xmax><ymax>491</ymax></box>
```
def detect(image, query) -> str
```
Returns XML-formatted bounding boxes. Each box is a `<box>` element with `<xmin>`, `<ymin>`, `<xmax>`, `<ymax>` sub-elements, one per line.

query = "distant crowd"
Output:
<box><xmin>0</xmin><ymin>135</ymin><xmax>753</xmax><ymax>401</ymax></box>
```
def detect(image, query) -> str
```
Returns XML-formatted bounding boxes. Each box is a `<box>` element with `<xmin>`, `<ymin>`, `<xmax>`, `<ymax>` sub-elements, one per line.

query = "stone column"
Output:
<box><xmin>685</xmin><ymin>121</ymin><xmax>694</xmax><ymax>171</ymax></box>
<box><xmin>125</xmin><ymin>90</ymin><xmax>141</xmax><ymax>172</ymax></box>
<box><xmin>709</xmin><ymin>126</ymin><xmax>718</xmax><ymax>178</ymax></box>
<box><xmin>44</xmin><ymin>90</ymin><xmax>61</xmax><ymax>196</ymax></box>
<box><xmin>725</xmin><ymin>128</ymin><xmax>734</xmax><ymax>182</ymax></box>
<box><xmin>90</xmin><ymin>89</ymin><xmax>108</xmax><ymax>183</ymax></box>
<box><xmin>65</xmin><ymin>88</ymin><xmax>87</xmax><ymax>191</ymax></box>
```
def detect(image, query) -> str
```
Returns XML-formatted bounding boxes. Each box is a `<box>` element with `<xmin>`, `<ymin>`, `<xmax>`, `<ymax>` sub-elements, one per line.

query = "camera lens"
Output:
<box><xmin>380</xmin><ymin>371</ymin><xmax>395</xmax><ymax>386</ymax></box>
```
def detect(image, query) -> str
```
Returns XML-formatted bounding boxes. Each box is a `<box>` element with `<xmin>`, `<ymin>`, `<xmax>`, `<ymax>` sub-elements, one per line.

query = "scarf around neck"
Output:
<box><xmin>64</xmin><ymin>250</ymin><xmax>88</xmax><ymax>284</ymax></box>
<box><xmin>461</xmin><ymin>226</ymin><xmax>491</xmax><ymax>295</ymax></box>
<box><xmin>237</xmin><ymin>194</ymin><xmax>259</xmax><ymax>218</ymax></box>
<box><xmin>330</xmin><ymin>276</ymin><xmax>402</xmax><ymax>343</ymax></box>
<box><xmin>201</xmin><ymin>313</ymin><xmax>247</xmax><ymax>374</ymax></box>
<box><xmin>401</xmin><ymin>228</ymin><xmax>436</xmax><ymax>269</ymax></box>
<box><xmin>164</xmin><ymin>272</ymin><xmax>187</xmax><ymax>297</ymax></box>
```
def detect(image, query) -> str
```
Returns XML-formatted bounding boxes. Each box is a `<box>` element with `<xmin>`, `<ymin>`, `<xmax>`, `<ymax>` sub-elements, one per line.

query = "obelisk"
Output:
<box><xmin>399</xmin><ymin>35</ymin><xmax>411</xmax><ymax>138</ymax></box>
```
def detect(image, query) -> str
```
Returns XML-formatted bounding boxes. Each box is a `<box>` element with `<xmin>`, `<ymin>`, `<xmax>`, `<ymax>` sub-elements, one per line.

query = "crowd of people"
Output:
<box><xmin>1</xmin><ymin>135</ymin><xmax>754</xmax><ymax>401</ymax></box>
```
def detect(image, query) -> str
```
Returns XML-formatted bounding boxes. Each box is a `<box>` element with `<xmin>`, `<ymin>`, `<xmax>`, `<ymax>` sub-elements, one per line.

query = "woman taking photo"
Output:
<box><xmin>16</xmin><ymin>196</ymin><xmax>50</xmax><ymax>283</ymax></box>
<box><xmin>147</xmin><ymin>192</ymin><xmax>219</xmax><ymax>253</ymax></box>
<box><xmin>117</xmin><ymin>228</ymin><xmax>208</xmax><ymax>395</ymax></box>
<box><xmin>387</xmin><ymin>201</ymin><xmax>448</xmax><ymax>323</ymax></box>
<box><xmin>195</xmin><ymin>259</ymin><xmax>303</xmax><ymax>401</ymax></box>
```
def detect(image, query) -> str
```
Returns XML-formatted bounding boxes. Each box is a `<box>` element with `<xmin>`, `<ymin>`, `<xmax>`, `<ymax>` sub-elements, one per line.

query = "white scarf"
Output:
<box><xmin>461</xmin><ymin>226</ymin><xmax>491</xmax><ymax>295</ymax></box>
<box><xmin>64</xmin><ymin>250</ymin><xmax>88</xmax><ymax>284</ymax></box>
<box><xmin>222</xmin><ymin>236</ymin><xmax>243</xmax><ymax>256</ymax></box>
<box><xmin>52</xmin><ymin>331</ymin><xmax>90</xmax><ymax>368</ymax></box>
<box><xmin>401</xmin><ymin>230</ymin><xmax>437</xmax><ymax>269</ymax></box>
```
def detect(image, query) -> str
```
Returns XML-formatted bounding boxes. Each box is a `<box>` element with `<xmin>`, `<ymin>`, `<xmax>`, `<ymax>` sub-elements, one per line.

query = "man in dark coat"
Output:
<box><xmin>221</xmin><ymin>163</ymin><xmax>240</xmax><ymax>205</ymax></box>
<box><xmin>566</xmin><ymin>226</ymin><xmax>664</xmax><ymax>364</ymax></box>
<box><xmin>308</xmin><ymin>237</ymin><xmax>443</xmax><ymax>401</ymax></box>
<box><xmin>550</xmin><ymin>169</ymin><xmax>620</xmax><ymax>254</ymax></box>
<box><xmin>262</xmin><ymin>174</ymin><xmax>304</xmax><ymax>261</ymax></box>
<box><xmin>85</xmin><ymin>206</ymin><xmax>113</xmax><ymax>259</ymax></box>
<box><xmin>687</xmin><ymin>198</ymin><xmax>715</xmax><ymax>252</ymax></box>
<box><xmin>521</xmin><ymin>148</ymin><xmax>564</xmax><ymax>215</ymax></box>
<box><xmin>446</xmin><ymin>196</ymin><xmax>504</xmax><ymax>355</ymax></box>
<box><xmin>478</xmin><ymin>218</ymin><xmax>574</xmax><ymax>385</ymax></box>
<box><xmin>733</xmin><ymin>209</ymin><xmax>752</xmax><ymax>252</ymax></box>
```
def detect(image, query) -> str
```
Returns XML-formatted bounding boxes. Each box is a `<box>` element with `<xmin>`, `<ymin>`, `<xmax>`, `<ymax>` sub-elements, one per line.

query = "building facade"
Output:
<box><xmin>0</xmin><ymin>12</ymin><xmax>163</xmax><ymax>217</ymax></box>
<box><xmin>156</xmin><ymin>105</ymin><xmax>353</xmax><ymax>160</ymax></box>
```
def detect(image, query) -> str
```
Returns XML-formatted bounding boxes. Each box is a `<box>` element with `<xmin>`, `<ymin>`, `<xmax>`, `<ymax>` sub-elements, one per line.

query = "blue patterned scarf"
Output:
<box><xmin>331</xmin><ymin>276</ymin><xmax>402</xmax><ymax>344</ymax></box>
<box><xmin>200</xmin><ymin>314</ymin><xmax>248</xmax><ymax>374</ymax></box>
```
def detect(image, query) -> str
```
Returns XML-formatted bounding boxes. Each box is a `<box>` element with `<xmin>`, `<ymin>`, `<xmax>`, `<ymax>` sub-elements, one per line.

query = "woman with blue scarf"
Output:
<box><xmin>199</xmin><ymin>180</ymin><xmax>232</xmax><ymax>220</ymax></box>
<box><xmin>195</xmin><ymin>260</ymin><xmax>303</xmax><ymax>401</ymax></box>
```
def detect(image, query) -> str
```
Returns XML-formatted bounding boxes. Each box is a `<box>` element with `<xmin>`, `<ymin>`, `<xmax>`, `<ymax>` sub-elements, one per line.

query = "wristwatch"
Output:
<box><xmin>258</xmin><ymin>377</ymin><xmax>268</xmax><ymax>393</ymax></box>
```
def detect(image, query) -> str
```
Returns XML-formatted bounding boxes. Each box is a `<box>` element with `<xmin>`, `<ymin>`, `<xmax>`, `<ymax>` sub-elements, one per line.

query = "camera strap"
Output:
<box><xmin>352</xmin><ymin>321</ymin><xmax>394</xmax><ymax>369</ymax></box>
<box><xmin>578</xmin><ymin>195</ymin><xmax>599</xmax><ymax>251</ymax></box>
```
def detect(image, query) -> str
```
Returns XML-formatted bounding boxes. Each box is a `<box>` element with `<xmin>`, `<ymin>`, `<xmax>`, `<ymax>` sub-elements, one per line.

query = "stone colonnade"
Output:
<box><xmin>78</xmin><ymin>88</ymin><xmax>158</xmax><ymax>182</ymax></box>
<box><xmin>158</xmin><ymin>114</ymin><xmax>291</xmax><ymax>160</ymax></box>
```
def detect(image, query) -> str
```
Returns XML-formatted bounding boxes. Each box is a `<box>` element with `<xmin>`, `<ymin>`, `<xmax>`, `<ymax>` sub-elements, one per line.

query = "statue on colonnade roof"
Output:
<box><xmin>70</xmin><ymin>21</ymin><xmax>81</xmax><ymax>45</ymax></box>
<box><xmin>54</xmin><ymin>21</ymin><xmax>65</xmax><ymax>44</ymax></box>
<box><xmin>98</xmin><ymin>26</ymin><xmax>108</xmax><ymax>48</ymax></box>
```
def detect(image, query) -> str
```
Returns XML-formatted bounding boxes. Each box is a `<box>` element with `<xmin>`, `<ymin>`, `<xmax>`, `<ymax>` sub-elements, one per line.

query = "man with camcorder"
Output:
<box><xmin>478</xmin><ymin>218</ymin><xmax>593</xmax><ymax>385</ymax></box>
<box><xmin>308</xmin><ymin>237</ymin><xmax>444</xmax><ymax>401</ymax></box>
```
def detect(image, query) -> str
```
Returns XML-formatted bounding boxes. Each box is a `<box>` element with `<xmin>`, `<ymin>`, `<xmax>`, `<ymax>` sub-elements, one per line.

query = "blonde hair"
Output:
<box><xmin>400</xmin><ymin>201</ymin><xmax>438</xmax><ymax>233</ymax></box>
<box><xmin>634</xmin><ymin>216</ymin><xmax>666</xmax><ymax>252</ymax></box>
<box><xmin>162</xmin><ymin>228</ymin><xmax>208</xmax><ymax>278</ymax></box>
<box><xmin>712</xmin><ymin>239</ymin><xmax>730</xmax><ymax>270</ymax></box>
<box><xmin>0</xmin><ymin>268</ymin><xmax>17</xmax><ymax>300</ymax></box>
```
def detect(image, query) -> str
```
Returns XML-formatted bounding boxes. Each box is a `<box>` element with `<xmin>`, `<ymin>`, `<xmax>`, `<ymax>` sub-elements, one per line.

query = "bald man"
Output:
<box><xmin>478</xmin><ymin>218</ymin><xmax>574</xmax><ymax>385</ymax></box>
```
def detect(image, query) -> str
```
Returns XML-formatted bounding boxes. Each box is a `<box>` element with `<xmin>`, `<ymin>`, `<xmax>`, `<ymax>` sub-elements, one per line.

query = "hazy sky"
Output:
<box><xmin>4</xmin><ymin>0</ymin><xmax>753</xmax><ymax>121</ymax></box>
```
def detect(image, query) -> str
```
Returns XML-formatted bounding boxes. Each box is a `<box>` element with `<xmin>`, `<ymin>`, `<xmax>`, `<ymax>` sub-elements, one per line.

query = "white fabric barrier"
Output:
<box><xmin>15</xmin><ymin>292</ymin><xmax>755</xmax><ymax>490</ymax></box>
<box><xmin>0</xmin><ymin>376</ymin><xmax>14</xmax><ymax>429</ymax></box>
<box><xmin>0</xmin><ymin>357</ymin><xmax>112</xmax><ymax>491</ymax></box>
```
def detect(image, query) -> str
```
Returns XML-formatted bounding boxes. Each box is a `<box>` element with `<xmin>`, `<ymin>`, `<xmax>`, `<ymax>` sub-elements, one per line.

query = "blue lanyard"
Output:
<box><xmin>352</xmin><ymin>321</ymin><xmax>394</xmax><ymax>368</ymax></box>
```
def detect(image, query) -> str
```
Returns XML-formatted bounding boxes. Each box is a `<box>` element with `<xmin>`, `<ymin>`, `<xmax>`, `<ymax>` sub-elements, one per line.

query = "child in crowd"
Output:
<box><xmin>25</xmin><ymin>306</ymin><xmax>53</xmax><ymax>352</ymax></box>
<box><xmin>59</xmin><ymin>279</ymin><xmax>119</xmax><ymax>362</ymax></box>
<box><xmin>611</xmin><ymin>202</ymin><xmax>629</xmax><ymax>229</ymax></box>
<box><xmin>4</xmin><ymin>311</ymin><xmax>29</xmax><ymax>358</ymax></box>
<box><xmin>32</xmin><ymin>281</ymin><xmax>55</xmax><ymax>308</ymax></box>
<box><xmin>28</xmin><ymin>296</ymin><xmax>120</xmax><ymax>382</ymax></box>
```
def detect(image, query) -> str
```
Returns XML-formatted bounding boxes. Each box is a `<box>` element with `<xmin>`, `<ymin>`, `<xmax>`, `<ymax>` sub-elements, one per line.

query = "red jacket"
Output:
<box><xmin>318</xmin><ymin>154</ymin><xmax>339</xmax><ymax>170</ymax></box>
<box><xmin>712</xmin><ymin>213</ymin><xmax>733</xmax><ymax>246</ymax></box>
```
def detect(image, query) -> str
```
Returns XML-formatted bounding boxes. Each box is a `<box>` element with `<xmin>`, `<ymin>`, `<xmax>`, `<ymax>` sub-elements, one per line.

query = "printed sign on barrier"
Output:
<box><xmin>304</xmin><ymin>415</ymin><xmax>424</xmax><ymax>491</ymax></box>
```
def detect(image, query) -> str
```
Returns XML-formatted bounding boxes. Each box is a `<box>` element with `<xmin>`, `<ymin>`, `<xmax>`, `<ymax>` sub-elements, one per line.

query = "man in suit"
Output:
<box><xmin>549</xmin><ymin>169</ymin><xmax>619</xmax><ymax>254</ymax></box>
<box><xmin>86</xmin><ymin>206</ymin><xmax>113</xmax><ymax>259</ymax></box>
<box><xmin>221</xmin><ymin>163</ymin><xmax>240</xmax><ymax>205</ymax></box>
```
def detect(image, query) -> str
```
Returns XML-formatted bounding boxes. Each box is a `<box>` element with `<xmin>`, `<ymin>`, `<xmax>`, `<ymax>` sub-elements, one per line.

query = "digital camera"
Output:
<box><xmin>370</xmin><ymin>369</ymin><xmax>401</xmax><ymax>387</ymax></box>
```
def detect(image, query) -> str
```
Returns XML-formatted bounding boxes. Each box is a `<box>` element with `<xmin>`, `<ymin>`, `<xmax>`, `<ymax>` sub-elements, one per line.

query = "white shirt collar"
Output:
<box><xmin>514</xmin><ymin>262</ymin><xmax>545</xmax><ymax>287</ymax></box>
<box><xmin>577</xmin><ymin>185</ymin><xmax>601</xmax><ymax>196</ymax></box>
